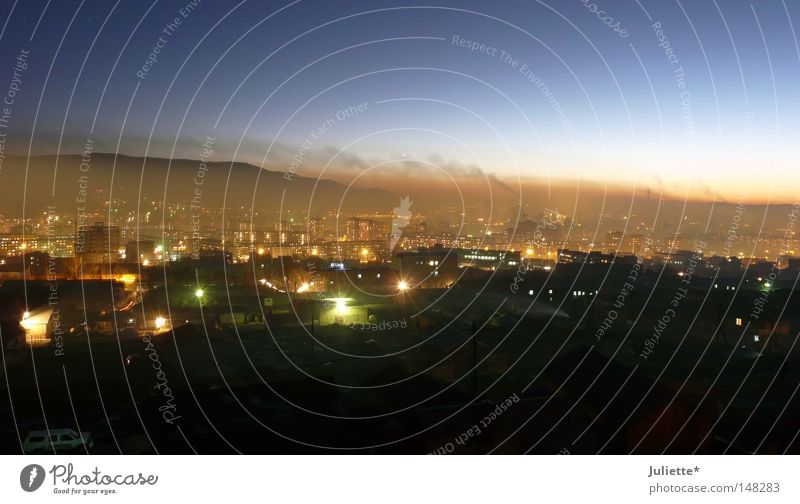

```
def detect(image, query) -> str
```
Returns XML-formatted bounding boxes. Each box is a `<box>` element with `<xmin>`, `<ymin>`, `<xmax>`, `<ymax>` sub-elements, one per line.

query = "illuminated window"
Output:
<box><xmin>735</xmin><ymin>317</ymin><xmax>743</xmax><ymax>326</ymax></box>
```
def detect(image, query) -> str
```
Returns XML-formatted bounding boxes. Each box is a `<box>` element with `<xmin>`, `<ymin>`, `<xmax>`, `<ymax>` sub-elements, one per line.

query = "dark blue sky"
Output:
<box><xmin>2</xmin><ymin>0</ymin><xmax>798</xmax><ymax>200</ymax></box>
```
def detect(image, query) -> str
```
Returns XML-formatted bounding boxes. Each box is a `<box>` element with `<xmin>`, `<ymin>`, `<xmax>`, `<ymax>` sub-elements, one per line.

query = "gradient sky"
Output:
<box><xmin>2</xmin><ymin>0</ymin><xmax>799</xmax><ymax>202</ymax></box>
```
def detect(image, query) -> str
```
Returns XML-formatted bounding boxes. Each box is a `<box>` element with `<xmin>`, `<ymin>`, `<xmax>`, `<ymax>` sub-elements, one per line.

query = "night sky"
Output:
<box><xmin>1</xmin><ymin>0</ymin><xmax>798</xmax><ymax>201</ymax></box>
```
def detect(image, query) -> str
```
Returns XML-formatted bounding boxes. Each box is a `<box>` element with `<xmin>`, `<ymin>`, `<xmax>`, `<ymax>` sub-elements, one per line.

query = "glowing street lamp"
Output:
<box><xmin>398</xmin><ymin>280</ymin><xmax>409</xmax><ymax>292</ymax></box>
<box><xmin>195</xmin><ymin>288</ymin><xmax>204</xmax><ymax>299</ymax></box>
<box><xmin>155</xmin><ymin>316</ymin><xmax>167</xmax><ymax>329</ymax></box>
<box><xmin>335</xmin><ymin>298</ymin><xmax>347</xmax><ymax>315</ymax></box>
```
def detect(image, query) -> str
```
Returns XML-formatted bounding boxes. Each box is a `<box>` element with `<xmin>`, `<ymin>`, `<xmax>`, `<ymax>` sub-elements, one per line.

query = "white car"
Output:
<box><xmin>22</xmin><ymin>428</ymin><xmax>93</xmax><ymax>453</ymax></box>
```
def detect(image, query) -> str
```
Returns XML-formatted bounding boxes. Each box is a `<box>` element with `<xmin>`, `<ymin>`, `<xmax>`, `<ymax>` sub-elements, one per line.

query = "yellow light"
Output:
<box><xmin>257</xmin><ymin>248</ymin><xmax>265</xmax><ymax>255</ymax></box>
<box><xmin>335</xmin><ymin>298</ymin><xmax>346</xmax><ymax>315</ymax></box>
<box><xmin>119</xmin><ymin>274</ymin><xmax>137</xmax><ymax>284</ymax></box>
<box><xmin>195</xmin><ymin>288</ymin><xmax>204</xmax><ymax>298</ymax></box>
<box><xmin>398</xmin><ymin>280</ymin><xmax>409</xmax><ymax>291</ymax></box>
<box><xmin>142</xmin><ymin>259</ymin><xmax>150</xmax><ymax>266</ymax></box>
<box><xmin>155</xmin><ymin>317</ymin><xmax>166</xmax><ymax>329</ymax></box>
<box><xmin>155</xmin><ymin>245</ymin><xmax>163</xmax><ymax>253</ymax></box>
<box><xmin>297</xmin><ymin>283</ymin><xmax>310</xmax><ymax>293</ymax></box>
<box><xmin>526</xmin><ymin>248</ymin><xmax>534</xmax><ymax>256</ymax></box>
<box><xmin>20</xmin><ymin>243</ymin><xmax>27</xmax><ymax>250</ymax></box>
<box><xmin>22</xmin><ymin>311</ymin><xmax>30</xmax><ymax>321</ymax></box>
<box><xmin>361</xmin><ymin>248</ymin><xmax>369</xmax><ymax>256</ymax></box>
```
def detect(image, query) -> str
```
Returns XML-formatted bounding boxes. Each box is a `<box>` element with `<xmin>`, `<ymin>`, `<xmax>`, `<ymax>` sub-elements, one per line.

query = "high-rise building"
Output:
<box><xmin>308</xmin><ymin>217</ymin><xmax>323</xmax><ymax>243</ymax></box>
<box><xmin>76</xmin><ymin>222</ymin><xmax>120</xmax><ymax>264</ymax></box>
<box><xmin>346</xmin><ymin>217</ymin><xmax>379</xmax><ymax>241</ymax></box>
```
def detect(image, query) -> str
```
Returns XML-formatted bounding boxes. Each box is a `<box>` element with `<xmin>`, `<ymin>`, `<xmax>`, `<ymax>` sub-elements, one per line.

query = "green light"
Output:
<box><xmin>195</xmin><ymin>288</ymin><xmax>204</xmax><ymax>298</ymax></box>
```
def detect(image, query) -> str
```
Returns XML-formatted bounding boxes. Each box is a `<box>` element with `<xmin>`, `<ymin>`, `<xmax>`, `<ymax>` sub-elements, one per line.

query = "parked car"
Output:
<box><xmin>22</xmin><ymin>428</ymin><xmax>93</xmax><ymax>453</ymax></box>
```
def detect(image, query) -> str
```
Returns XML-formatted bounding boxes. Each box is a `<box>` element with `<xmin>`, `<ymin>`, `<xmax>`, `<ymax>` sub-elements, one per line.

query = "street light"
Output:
<box><xmin>195</xmin><ymin>288</ymin><xmax>204</xmax><ymax>299</ymax></box>
<box><xmin>155</xmin><ymin>316</ymin><xmax>166</xmax><ymax>329</ymax></box>
<box><xmin>398</xmin><ymin>280</ymin><xmax>409</xmax><ymax>291</ymax></box>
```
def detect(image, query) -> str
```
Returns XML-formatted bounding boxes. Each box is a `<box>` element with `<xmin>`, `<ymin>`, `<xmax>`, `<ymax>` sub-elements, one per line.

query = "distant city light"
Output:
<box><xmin>297</xmin><ymin>283</ymin><xmax>310</xmax><ymax>293</ymax></box>
<box><xmin>195</xmin><ymin>288</ymin><xmax>204</xmax><ymax>298</ymax></box>
<box><xmin>22</xmin><ymin>311</ymin><xmax>30</xmax><ymax>320</ymax></box>
<box><xmin>398</xmin><ymin>280</ymin><xmax>409</xmax><ymax>291</ymax></box>
<box><xmin>335</xmin><ymin>298</ymin><xmax>346</xmax><ymax>315</ymax></box>
<box><xmin>155</xmin><ymin>317</ymin><xmax>167</xmax><ymax>329</ymax></box>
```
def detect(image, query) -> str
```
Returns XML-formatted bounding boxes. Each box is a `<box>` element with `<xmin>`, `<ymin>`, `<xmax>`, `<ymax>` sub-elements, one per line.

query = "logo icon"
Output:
<box><xmin>390</xmin><ymin>195</ymin><xmax>413</xmax><ymax>251</ymax></box>
<box><xmin>20</xmin><ymin>464</ymin><xmax>45</xmax><ymax>492</ymax></box>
